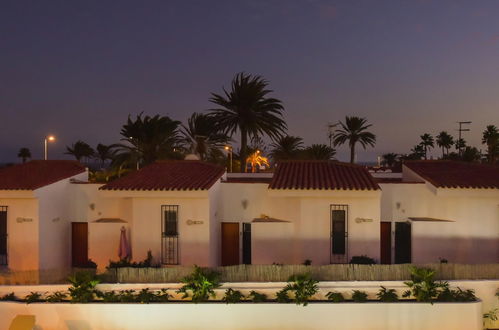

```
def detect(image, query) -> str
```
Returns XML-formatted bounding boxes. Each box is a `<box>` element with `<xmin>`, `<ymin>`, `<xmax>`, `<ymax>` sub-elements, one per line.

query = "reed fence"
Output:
<box><xmin>1</xmin><ymin>263</ymin><xmax>497</xmax><ymax>285</ymax></box>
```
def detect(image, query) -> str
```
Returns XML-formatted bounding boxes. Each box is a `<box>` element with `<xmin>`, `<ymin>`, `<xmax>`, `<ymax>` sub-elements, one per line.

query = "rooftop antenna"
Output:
<box><xmin>457</xmin><ymin>121</ymin><xmax>471</xmax><ymax>157</ymax></box>
<box><xmin>327</xmin><ymin>122</ymin><xmax>339</xmax><ymax>148</ymax></box>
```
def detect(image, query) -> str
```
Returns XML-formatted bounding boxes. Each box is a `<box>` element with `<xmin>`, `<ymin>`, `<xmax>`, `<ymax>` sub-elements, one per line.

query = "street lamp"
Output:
<box><xmin>224</xmin><ymin>145</ymin><xmax>233</xmax><ymax>173</ymax></box>
<box><xmin>44</xmin><ymin>135</ymin><xmax>55</xmax><ymax>160</ymax></box>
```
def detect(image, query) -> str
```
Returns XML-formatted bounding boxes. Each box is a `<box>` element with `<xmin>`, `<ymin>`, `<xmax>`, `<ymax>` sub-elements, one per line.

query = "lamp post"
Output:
<box><xmin>224</xmin><ymin>145</ymin><xmax>233</xmax><ymax>173</ymax></box>
<box><xmin>44</xmin><ymin>135</ymin><xmax>55</xmax><ymax>160</ymax></box>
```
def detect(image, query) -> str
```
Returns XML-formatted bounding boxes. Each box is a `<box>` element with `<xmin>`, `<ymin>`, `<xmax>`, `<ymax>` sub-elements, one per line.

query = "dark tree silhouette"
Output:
<box><xmin>333</xmin><ymin>116</ymin><xmax>376</xmax><ymax>163</ymax></box>
<box><xmin>65</xmin><ymin>141</ymin><xmax>95</xmax><ymax>162</ymax></box>
<box><xmin>17</xmin><ymin>148</ymin><xmax>31</xmax><ymax>163</ymax></box>
<box><xmin>270</xmin><ymin>136</ymin><xmax>304</xmax><ymax>161</ymax></box>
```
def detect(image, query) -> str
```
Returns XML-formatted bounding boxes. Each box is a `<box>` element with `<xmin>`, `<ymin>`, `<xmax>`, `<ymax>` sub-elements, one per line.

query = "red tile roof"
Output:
<box><xmin>100</xmin><ymin>161</ymin><xmax>225</xmax><ymax>191</ymax></box>
<box><xmin>269</xmin><ymin>160</ymin><xmax>380</xmax><ymax>190</ymax></box>
<box><xmin>404</xmin><ymin>160</ymin><xmax>499</xmax><ymax>189</ymax></box>
<box><xmin>0</xmin><ymin>160</ymin><xmax>86</xmax><ymax>190</ymax></box>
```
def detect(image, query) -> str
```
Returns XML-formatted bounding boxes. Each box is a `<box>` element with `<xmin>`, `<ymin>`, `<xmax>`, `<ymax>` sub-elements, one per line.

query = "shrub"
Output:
<box><xmin>67</xmin><ymin>271</ymin><xmax>100</xmax><ymax>303</ymax></box>
<box><xmin>275</xmin><ymin>288</ymin><xmax>291</xmax><ymax>303</ymax></box>
<box><xmin>222</xmin><ymin>288</ymin><xmax>245</xmax><ymax>304</ymax></box>
<box><xmin>349</xmin><ymin>255</ymin><xmax>376</xmax><ymax>265</ymax></box>
<box><xmin>248</xmin><ymin>290</ymin><xmax>267</xmax><ymax>303</ymax></box>
<box><xmin>351</xmin><ymin>290</ymin><xmax>368</xmax><ymax>302</ymax></box>
<box><xmin>116</xmin><ymin>290</ymin><xmax>136</xmax><ymax>303</ymax></box>
<box><xmin>155</xmin><ymin>288</ymin><xmax>171</xmax><ymax>302</ymax></box>
<box><xmin>46</xmin><ymin>291</ymin><xmax>67</xmax><ymax>303</ymax></box>
<box><xmin>96</xmin><ymin>290</ymin><xmax>120</xmax><ymax>302</ymax></box>
<box><xmin>0</xmin><ymin>292</ymin><xmax>16</xmax><ymax>301</ymax></box>
<box><xmin>377</xmin><ymin>286</ymin><xmax>398</xmax><ymax>302</ymax></box>
<box><xmin>282</xmin><ymin>273</ymin><xmax>318</xmax><ymax>306</ymax></box>
<box><xmin>107</xmin><ymin>250</ymin><xmax>157</xmax><ymax>269</ymax></box>
<box><xmin>25</xmin><ymin>292</ymin><xmax>43</xmax><ymax>304</ymax></box>
<box><xmin>403</xmin><ymin>266</ymin><xmax>447</xmax><ymax>303</ymax></box>
<box><xmin>436</xmin><ymin>287</ymin><xmax>477</xmax><ymax>302</ymax></box>
<box><xmin>80</xmin><ymin>259</ymin><xmax>97</xmax><ymax>269</ymax></box>
<box><xmin>303</xmin><ymin>259</ymin><xmax>312</xmax><ymax>266</ymax></box>
<box><xmin>325</xmin><ymin>291</ymin><xmax>345</xmax><ymax>303</ymax></box>
<box><xmin>136</xmin><ymin>288</ymin><xmax>157</xmax><ymax>304</ymax></box>
<box><xmin>177</xmin><ymin>265</ymin><xmax>221</xmax><ymax>303</ymax></box>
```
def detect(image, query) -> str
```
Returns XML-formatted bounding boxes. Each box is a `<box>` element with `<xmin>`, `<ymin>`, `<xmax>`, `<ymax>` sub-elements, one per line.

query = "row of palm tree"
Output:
<box><xmin>59</xmin><ymin>72</ymin><xmax>377</xmax><ymax>172</ymax></box>
<box><xmin>381</xmin><ymin>125</ymin><xmax>499</xmax><ymax>167</ymax></box>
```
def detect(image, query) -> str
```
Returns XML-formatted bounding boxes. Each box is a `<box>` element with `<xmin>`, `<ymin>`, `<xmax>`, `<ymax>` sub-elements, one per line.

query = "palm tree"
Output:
<box><xmin>462</xmin><ymin>146</ymin><xmax>481</xmax><ymax>162</ymax></box>
<box><xmin>408</xmin><ymin>144</ymin><xmax>425</xmax><ymax>160</ymax></box>
<box><xmin>17</xmin><ymin>148</ymin><xmax>31</xmax><ymax>163</ymax></box>
<box><xmin>333</xmin><ymin>116</ymin><xmax>376</xmax><ymax>163</ymax></box>
<box><xmin>111</xmin><ymin>113</ymin><xmax>181</xmax><ymax>169</ymax></box>
<box><xmin>436</xmin><ymin>131</ymin><xmax>454</xmax><ymax>158</ymax></box>
<box><xmin>65</xmin><ymin>141</ymin><xmax>95</xmax><ymax>162</ymax></box>
<box><xmin>270</xmin><ymin>135</ymin><xmax>304</xmax><ymax>161</ymax></box>
<box><xmin>419</xmin><ymin>133</ymin><xmax>434</xmax><ymax>160</ymax></box>
<box><xmin>95</xmin><ymin>144</ymin><xmax>112</xmax><ymax>168</ymax></box>
<box><xmin>482</xmin><ymin>125</ymin><xmax>499</xmax><ymax>163</ymax></box>
<box><xmin>381</xmin><ymin>153</ymin><xmax>398</xmax><ymax>167</ymax></box>
<box><xmin>181</xmin><ymin>112</ymin><xmax>229</xmax><ymax>161</ymax></box>
<box><xmin>302</xmin><ymin>144</ymin><xmax>336</xmax><ymax>160</ymax></box>
<box><xmin>209</xmin><ymin>72</ymin><xmax>286</xmax><ymax>172</ymax></box>
<box><xmin>455</xmin><ymin>138</ymin><xmax>467</xmax><ymax>156</ymax></box>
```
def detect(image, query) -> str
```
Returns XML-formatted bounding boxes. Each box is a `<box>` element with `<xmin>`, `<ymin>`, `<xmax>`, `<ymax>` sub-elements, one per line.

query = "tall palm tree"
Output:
<box><xmin>111</xmin><ymin>113</ymin><xmax>181</xmax><ymax>168</ymax></box>
<box><xmin>333</xmin><ymin>116</ymin><xmax>376</xmax><ymax>163</ymax></box>
<box><xmin>381</xmin><ymin>153</ymin><xmax>398</xmax><ymax>167</ymax></box>
<box><xmin>302</xmin><ymin>144</ymin><xmax>336</xmax><ymax>160</ymax></box>
<box><xmin>17</xmin><ymin>147</ymin><xmax>31</xmax><ymax>163</ymax></box>
<box><xmin>436</xmin><ymin>131</ymin><xmax>454</xmax><ymax>158</ymax></box>
<box><xmin>209</xmin><ymin>72</ymin><xmax>286</xmax><ymax>172</ymax></box>
<box><xmin>95</xmin><ymin>143</ymin><xmax>112</xmax><ymax>168</ymax></box>
<box><xmin>455</xmin><ymin>138</ymin><xmax>467</xmax><ymax>152</ymax></box>
<box><xmin>419</xmin><ymin>133</ymin><xmax>434</xmax><ymax>160</ymax></box>
<box><xmin>181</xmin><ymin>113</ymin><xmax>229</xmax><ymax>161</ymax></box>
<box><xmin>270</xmin><ymin>135</ymin><xmax>304</xmax><ymax>161</ymax></box>
<box><xmin>65</xmin><ymin>141</ymin><xmax>95</xmax><ymax>162</ymax></box>
<box><xmin>482</xmin><ymin>125</ymin><xmax>499</xmax><ymax>163</ymax></box>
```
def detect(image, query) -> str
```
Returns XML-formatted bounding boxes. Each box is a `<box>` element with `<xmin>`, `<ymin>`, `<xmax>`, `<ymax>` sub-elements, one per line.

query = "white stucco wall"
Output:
<box><xmin>218</xmin><ymin>183</ymin><xmax>381</xmax><ymax>265</ymax></box>
<box><xmin>0</xmin><ymin>191</ymin><xmax>39</xmax><ymax>270</ymax></box>
<box><xmin>380</xmin><ymin>182</ymin><xmax>499</xmax><ymax>264</ymax></box>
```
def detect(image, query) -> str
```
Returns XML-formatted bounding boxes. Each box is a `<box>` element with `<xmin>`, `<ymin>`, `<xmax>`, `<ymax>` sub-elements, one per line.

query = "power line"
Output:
<box><xmin>457</xmin><ymin>121</ymin><xmax>471</xmax><ymax>157</ymax></box>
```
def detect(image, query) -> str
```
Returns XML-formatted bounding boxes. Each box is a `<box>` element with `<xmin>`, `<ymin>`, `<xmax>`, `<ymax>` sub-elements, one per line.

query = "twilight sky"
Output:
<box><xmin>1</xmin><ymin>0</ymin><xmax>498</xmax><ymax>163</ymax></box>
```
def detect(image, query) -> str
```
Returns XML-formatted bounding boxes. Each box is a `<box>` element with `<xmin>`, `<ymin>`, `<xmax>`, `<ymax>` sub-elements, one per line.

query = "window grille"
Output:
<box><xmin>161</xmin><ymin>205</ymin><xmax>179</xmax><ymax>265</ymax></box>
<box><xmin>330</xmin><ymin>204</ymin><xmax>348</xmax><ymax>263</ymax></box>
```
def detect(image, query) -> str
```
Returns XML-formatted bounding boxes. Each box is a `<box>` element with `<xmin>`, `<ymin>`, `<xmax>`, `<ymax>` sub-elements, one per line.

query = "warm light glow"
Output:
<box><xmin>224</xmin><ymin>145</ymin><xmax>231</xmax><ymax>150</ymax></box>
<box><xmin>246</xmin><ymin>150</ymin><xmax>269</xmax><ymax>173</ymax></box>
<box><xmin>47</xmin><ymin>135</ymin><xmax>55</xmax><ymax>142</ymax></box>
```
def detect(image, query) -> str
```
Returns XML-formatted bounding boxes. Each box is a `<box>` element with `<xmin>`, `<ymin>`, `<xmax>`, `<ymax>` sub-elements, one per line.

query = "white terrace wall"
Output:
<box><xmin>380</xmin><ymin>182</ymin><xmax>499</xmax><ymax>264</ymax></box>
<box><xmin>0</xmin><ymin>191</ymin><xmax>39</xmax><ymax>270</ymax></box>
<box><xmin>35</xmin><ymin>172</ymin><xmax>88</xmax><ymax>270</ymax></box>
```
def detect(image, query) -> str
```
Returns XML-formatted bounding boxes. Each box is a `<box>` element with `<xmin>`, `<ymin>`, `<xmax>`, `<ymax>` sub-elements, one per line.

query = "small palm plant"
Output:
<box><xmin>351</xmin><ymin>290</ymin><xmax>368</xmax><ymax>302</ymax></box>
<box><xmin>222</xmin><ymin>288</ymin><xmax>245</xmax><ymax>304</ymax></box>
<box><xmin>281</xmin><ymin>273</ymin><xmax>319</xmax><ymax>306</ymax></box>
<box><xmin>248</xmin><ymin>290</ymin><xmax>268</xmax><ymax>303</ymax></box>
<box><xmin>377</xmin><ymin>286</ymin><xmax>398</xmax><ymax>302</ymax></box>
<box><xmin>403</xmin><ymin>266</ymin><xmax>447</xmax><ymax>303</ymax></box>
<box><xmin>325</xmin><ymin>291</ymin><xmax>345</xmax><ymax>302</ymax></box>
<box><xmin>67</xmin><ymin>271</ymin><xmax>100</xmax><ymax>303</ymax></box>
<box><xmin>177</xmin><ymin>266</ymin><xmax>221</xmax><ymax>303</ymax></box>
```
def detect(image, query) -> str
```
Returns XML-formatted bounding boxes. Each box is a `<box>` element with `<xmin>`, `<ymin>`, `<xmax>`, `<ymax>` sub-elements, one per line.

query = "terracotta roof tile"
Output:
<box><xmin>100</xmin><ymin>161</ymin><xmax>225</xmax><ymax>191</ymax></box>
<box><xmin>0</xmin><ymin>160</ymin><xmax>86</xmax><ymax>190</ymax></box>
<box><xmin>269</xmin><ymin>160</ymin><xmax>380</xmax><ymax>190</ymax></box>
<box><xmin>404</xmin><ymin>160</ymin><xmax>499</xmax><ymax>189</ymax></box>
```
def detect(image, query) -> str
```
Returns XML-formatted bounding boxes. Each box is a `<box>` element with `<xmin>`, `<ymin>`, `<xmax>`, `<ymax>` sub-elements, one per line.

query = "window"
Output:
<box><xmin>331</xmin><ymin>205</ymin><xmax>348</xmax><ymax>260</ymax></box>
<box><xmin>161</xmin><ymin>205</ymin><xmax>178</xmax><ymax>265</ymax></box>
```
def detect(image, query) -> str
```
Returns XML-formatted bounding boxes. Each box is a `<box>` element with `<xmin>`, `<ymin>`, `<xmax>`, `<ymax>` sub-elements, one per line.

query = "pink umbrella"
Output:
<box><xmin>118</xmin><ymin>226</ymin><xmax>131</xmax><ymax>260</ymax></box>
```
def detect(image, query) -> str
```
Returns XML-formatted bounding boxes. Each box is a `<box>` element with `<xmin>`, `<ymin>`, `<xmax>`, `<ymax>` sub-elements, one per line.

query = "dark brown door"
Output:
<box><xmin>395</xmin><ymin>222</ymin><xmax>412</xmax><ymax>264</ymax></box>
<box><xmin>72</xmin><ymin>222</ymin><xmax>88</xmax><ymax>267</ymax></box>
<box><xmin>380</xmin><ymin>222</ymin><xmax>392</xmax><ymax>264</ymax></box>
<box><xmin>221</xmin><ymin>222</ymin><xmax>239</xmax><ymax>266</ymax></box>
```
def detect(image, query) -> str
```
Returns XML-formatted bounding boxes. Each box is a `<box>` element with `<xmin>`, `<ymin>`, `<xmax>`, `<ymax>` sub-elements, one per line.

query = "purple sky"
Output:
<box><xmin>1</xmin><ymin>0</ymin><xmax>498</xmax><ymax>163</ymax></box>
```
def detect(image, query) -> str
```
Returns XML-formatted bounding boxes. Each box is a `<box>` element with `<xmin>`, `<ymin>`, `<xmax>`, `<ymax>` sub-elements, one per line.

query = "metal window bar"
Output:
<box><xmin>161</xmin><ymin>205</ymin><xmax>179</xmax><ymax>265</ymax></box>
<box><xmin>0</xmin><ymin>206</ymin><xmax>7</xmax><ymax>266</ymax></box>
<box><xmin>330</xmin><ymin>204</ymin><xmax>348</xmax><ymax>264</ymax></box>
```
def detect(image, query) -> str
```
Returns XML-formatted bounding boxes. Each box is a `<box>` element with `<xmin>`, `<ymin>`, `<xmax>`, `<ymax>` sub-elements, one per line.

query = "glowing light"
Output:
<box><xmin>246</xmin><ymin>150</ymin><xmax>269</xmax><ymax>173</ymax></box>
<box><xmin>47</xmin><ymin>135</ymin><xmax>55</xmax><ymax>142</ymax></box>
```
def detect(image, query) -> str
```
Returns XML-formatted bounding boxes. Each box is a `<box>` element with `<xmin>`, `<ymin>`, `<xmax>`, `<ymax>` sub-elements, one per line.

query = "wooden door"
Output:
<box><xmin>395</xmin><ymin>222</ymin><xmax>411</xmax><ymax>264</ymax></box>
<box><xmin>221</xmin><ymin>222</ymin><xmax>239</xmax><ymax>266</ymax></box>
<box><xmin>72</xmin><ymin>222</ymin><xmax>88</xmax><ymax>267</ymax></box>
<box><xmin>380</xmin><ymin>222</ymin><xmax>392</xmax><ymax>264</ymax></box>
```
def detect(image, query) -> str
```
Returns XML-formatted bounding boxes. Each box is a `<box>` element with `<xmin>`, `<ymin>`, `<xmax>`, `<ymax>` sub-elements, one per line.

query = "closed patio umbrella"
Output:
<box><xmin>118</xmin><ymin>226</ymin><xmax>131</xmax><ymax>260</ymax></box>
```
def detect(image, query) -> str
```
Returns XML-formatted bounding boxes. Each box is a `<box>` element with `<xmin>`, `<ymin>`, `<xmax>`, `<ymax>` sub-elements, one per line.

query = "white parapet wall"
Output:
<box><xmin>0</xmin><ymin>300</ymin><xmax>482</xmax><ymax>330</ymax></box>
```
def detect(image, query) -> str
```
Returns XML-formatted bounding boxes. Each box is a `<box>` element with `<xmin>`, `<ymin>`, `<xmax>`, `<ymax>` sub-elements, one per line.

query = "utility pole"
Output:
<box><xmin>327</xmin><ymin>122</ymin><xmax>339</xmax><ymax>148</ymax></box>
<box><xmin>457</xmin><ymin>121</ymin><xmax>471</xmax><ymax>157</ymax></box>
